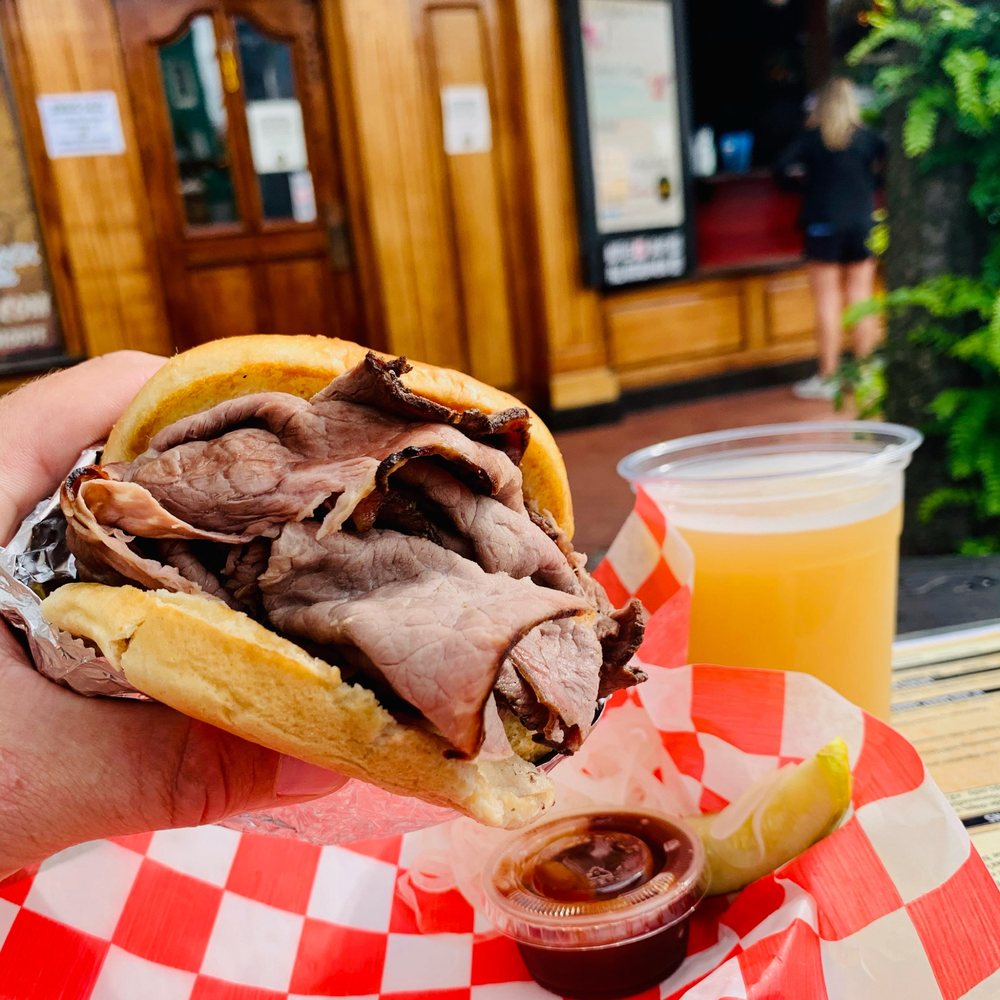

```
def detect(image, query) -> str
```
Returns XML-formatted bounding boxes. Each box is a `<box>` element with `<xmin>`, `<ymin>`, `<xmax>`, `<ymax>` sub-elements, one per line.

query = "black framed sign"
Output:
<box><xmin>560</xmin><ymin>0</ymin><xmax>695</xmax><ymax>289</ymax></box>
<box><xmin>0</xmin><ymin>32</ymin><xmax>71</xmax><ymax>375</ymax></box>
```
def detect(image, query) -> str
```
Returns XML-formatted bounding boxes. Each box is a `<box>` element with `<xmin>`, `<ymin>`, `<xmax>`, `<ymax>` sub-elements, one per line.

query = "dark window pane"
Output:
<box><xmin>236</xmin><ymin>17</ymin><xmax>315</xmax><ymax>222</ymax></box>
<box><xmin>158</xmin><ymin>16</ymin><xmax>239</xmax><ymax>226</ymax></box>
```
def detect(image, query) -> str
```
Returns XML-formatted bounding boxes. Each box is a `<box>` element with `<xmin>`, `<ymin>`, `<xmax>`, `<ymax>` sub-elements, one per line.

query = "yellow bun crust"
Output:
<box><xmin>41</xmin><ymin>584</ymin><xmax>554</xmax><ymax>828</ymax></box>
<box><xmin>104</xmin><ymin>335</ymin><xmax>573</xmax><ymax>538</ymax></box>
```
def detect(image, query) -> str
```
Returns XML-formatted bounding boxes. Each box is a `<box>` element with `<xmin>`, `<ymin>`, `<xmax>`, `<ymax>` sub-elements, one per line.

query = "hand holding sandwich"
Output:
<box><xmin>0</xmin><ymin>353</ymin><xmax>346</xmax><ymax>880</ymax></box>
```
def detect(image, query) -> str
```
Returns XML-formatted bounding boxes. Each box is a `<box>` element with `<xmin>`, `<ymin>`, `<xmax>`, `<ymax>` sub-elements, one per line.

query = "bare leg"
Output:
<box><xmin>808</xmin><ymin>262</ymin><xmax>843</xmax><ymax>377</ymax></box>
<box><xmin>843</xmin><ymin>258</ymin><xmax>879</xmax><ymax>358</ymax></box>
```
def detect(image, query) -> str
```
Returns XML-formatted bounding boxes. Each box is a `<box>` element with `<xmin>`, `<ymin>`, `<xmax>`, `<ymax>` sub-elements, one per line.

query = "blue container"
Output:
<box><xmin>718</xmin><ymin>131</ymin><xmax>754</xmax><ymax>173</ymax></box>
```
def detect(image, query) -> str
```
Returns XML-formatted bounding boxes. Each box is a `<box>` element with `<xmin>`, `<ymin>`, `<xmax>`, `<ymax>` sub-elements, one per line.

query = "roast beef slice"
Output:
<box><xmin>260</xmin><ymin>523</ymin><xmax>589</xmax><ymax>755</ymax></box>
<box><xmin>119</xmin><ymin>392</ymin><xmax>526</xmax><ymax>538</ymax></box>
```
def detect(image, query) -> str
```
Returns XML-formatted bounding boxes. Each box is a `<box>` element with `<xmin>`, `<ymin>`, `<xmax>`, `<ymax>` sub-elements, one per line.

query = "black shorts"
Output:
<box><xmin>804</xmin><ymin>228</ymin><xmax>872</xmax><ymax>264</ymax></box>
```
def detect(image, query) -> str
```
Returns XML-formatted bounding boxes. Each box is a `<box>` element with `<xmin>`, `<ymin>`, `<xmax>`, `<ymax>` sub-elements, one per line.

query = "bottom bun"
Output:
<box><xmin>40</xmin><ymin>583</ymin><xmax>554</xmax><ymax>828</ymax></box>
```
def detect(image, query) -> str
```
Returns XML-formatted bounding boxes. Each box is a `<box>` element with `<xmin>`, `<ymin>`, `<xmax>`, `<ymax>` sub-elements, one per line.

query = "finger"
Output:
<box><xmin>0</xmin><ymin>627</ymin><xmax>347</xmax><ymax>872</ymax></box>
<box><xmin>0</xmin><ymin>351</ymin><xmax>166</xmax><ymax>541</ymax></box>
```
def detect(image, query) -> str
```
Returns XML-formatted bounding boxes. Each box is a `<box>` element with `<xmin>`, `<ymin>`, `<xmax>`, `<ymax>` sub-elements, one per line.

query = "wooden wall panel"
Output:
<box><xmin>607</xmin><ymin>283</ymin><xmax>743</xmax><ymax>368</ymax></box>
<box><xmin>426</xmin><ymin>4</ymin><xmax>516</xmax><ymax>389</ymax></box>
<box><xmin>512</xmin><ymin>0</ymin><xmax>609</xmax><ymax>383</ymax></box>
<box><xmin>12</xmin><ymin>0</ymin><xmax>172</xmax><ymax>357</ymax></box>
<box><xmin>265</xmin><ymin>259</ymin><xmax>328</xmax><ymax>336</ymax></box>
<box><xmin>765</xmin><ymin>271</ymin><xmax>814</xmax><ymax>343</ymax></box>
<box><xmin>336</xmin><ymin>0</ymin><xmax>464</xmax><ymax>368</ymax></box>
<box><xmin>606</xmin><ymin>267</ymin><xmax>819</xmax><ymax>391</ymax></box>
<box><xmin>190</xmin><ymin>267</ymin><xmax>257</xmax><ymax>342</ymax></box>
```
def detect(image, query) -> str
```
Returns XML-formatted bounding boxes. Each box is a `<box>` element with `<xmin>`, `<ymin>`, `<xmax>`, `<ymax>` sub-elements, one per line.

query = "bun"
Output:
<box><xmin>41</xmin><ymin>583</ymin><xmax>554</xmax><ymax>827</ymax></box>
<box><xmin>104</xmin><ymin>335</ymin><xmax>573</xmax><ymax>538</ymax></box>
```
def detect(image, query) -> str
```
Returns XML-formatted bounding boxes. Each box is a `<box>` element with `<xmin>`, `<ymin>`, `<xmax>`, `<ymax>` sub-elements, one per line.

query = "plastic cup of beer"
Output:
<box><xmin>618</xmin><ymin>422</ymin><xmax>922</xmax><ymax>718</ymax></box>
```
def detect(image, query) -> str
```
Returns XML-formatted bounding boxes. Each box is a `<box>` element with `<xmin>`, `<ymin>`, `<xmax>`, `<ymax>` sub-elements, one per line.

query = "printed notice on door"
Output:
<box><xmin>36</xmin><ymin>91</ymin><xmax>125</xmax><ymax>158</ymax></box>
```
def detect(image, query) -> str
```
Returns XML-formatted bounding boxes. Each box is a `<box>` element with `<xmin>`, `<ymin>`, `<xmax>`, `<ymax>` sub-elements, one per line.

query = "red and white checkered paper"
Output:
<box><xmin>3</xmin><ymin>485</ymin><xmax>1000</xmax><ymax>1000</ymax></box>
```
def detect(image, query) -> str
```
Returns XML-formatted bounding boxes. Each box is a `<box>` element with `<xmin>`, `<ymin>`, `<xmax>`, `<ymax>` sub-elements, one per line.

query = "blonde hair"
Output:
<box><xmin>814</xmin><ymin>77</ymin><xmax>860</xmax><ymax>151</ymax></box>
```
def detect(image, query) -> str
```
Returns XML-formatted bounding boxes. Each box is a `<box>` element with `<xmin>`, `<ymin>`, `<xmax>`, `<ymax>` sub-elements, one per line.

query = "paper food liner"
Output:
<box><xmin>3</xmin><ymin>480</ymin><xmax>1000</xmax><ymax>997</ymax></box>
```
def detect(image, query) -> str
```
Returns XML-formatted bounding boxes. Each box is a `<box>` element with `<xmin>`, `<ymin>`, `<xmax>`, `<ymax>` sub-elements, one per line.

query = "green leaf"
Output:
<box><xmin>918</xmin><ymin>486</ymin><xmax>977</xmax><ymax>523</ymax></box>
<box><xmin>929</xmin><ymin>387</ymin><xmax>969</xmax><ymax>421</ymax></box>
<box><xmin>904</xmin><ymin>93</ymin><xmax>941</xmax><ymax>156</ymax></box>
<box><xmin>959</xmin><ymin>537</ymin><xmax>1000</xmax><ymax>556</ymax></box>
<box><xmin>942</xmin><ymin>46</ymin><xmax>990</xmax><ymax>129</ymax></box>
<box><xmin>848</xmin><ymin>15</ymin><xmax>929</xmax><ymax>64</ymax></box>
<box><xmin>843</xmin><ymin>294</ymin><xmax>886</xmax><ymax>327</ymax></box>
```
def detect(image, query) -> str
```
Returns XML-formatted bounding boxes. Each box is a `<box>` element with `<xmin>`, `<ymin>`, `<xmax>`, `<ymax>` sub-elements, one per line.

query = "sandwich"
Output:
<box><xmin>40</xmin><ymin>336</ymin><xmax>646</xmax><ymax>828</ymax></box>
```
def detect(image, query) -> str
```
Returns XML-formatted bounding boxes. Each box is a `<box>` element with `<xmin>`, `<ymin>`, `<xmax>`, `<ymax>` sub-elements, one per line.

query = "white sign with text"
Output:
<box><xmin>37</xmin><ymin>91</ymin><xmax>126</xmax><ymax>158</ymax></box>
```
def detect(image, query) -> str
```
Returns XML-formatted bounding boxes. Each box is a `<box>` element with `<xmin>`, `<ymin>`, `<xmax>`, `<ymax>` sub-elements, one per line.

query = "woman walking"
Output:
<box><xmin>776</xmin><ymin>77</ymin><xmax>886</xmax><ymax>400</ymax></box>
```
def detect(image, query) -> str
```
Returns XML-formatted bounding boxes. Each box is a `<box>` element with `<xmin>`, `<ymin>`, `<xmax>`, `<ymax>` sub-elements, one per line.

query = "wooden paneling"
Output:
<box><xmin>617</xmin><ymin>339</ymin><xmax>817</xmax><ymax>392</ymax></box>
<box><xmin>426</xmin><ymin>4</ymin><xmax>515</xmax><ymax>389</ymax></box>
<box><xmin>513</xmin><ymin>0</ymin><xmax>609</xmax><ymax>383</ymax></box>
<box><xmin>190</xmin><ymin>266</ymin><xmax>257</xmax><ymax>341</ymax></box>
<box><xmin>603</xmin><ymin>267</ymin><xmax>818</xmax><ymax>384</ymax></box>
<box><xmin>336</xmin><ymin>0</ymin><xmax>464</xmax><ymax>367</ymax></box>
<box><xmin>265</xmin><ymin>258</ymin><xmax>327</xmax><ymax>335</ymax></box>
<box><xmin>11</xmin><ymin>0</ymin><xmax>172</xmax><ymax>357</ymax></box>
<box><xmin>607</xmin><ymin>282</ymin><xmax>744</xmax><ymax>368</ymax></box>
<box><xmin>765</xmin><ymin>271</ymin><xmax>815</xmax><ymax>343</ymax></box>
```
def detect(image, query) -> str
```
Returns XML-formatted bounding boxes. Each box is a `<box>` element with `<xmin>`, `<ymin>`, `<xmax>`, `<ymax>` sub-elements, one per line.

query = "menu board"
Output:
<box><xmin>582</xmin><ymin>0</ymin><xmax>684</xmax><ymax>234</ymax></box>
<box><xmin>561</xmin><ymin>0</ymin><xmax>693</xmax><ymax>288</ymax></box>
<box><xmin>0</xmin><ymin>42</ymin><xmax>66</xmax><ymax>372</ymax></box>
<box><xmin>892</xmin><ymin>624</ymin><xmax>1000</xmax><ymax>886</ymax></box>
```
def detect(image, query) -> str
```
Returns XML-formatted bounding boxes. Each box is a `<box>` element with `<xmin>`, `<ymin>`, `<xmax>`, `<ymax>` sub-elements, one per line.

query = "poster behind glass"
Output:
<box><xmin>564</xmin><ymin>0</ymin><xmax>693</xmax><ymax>289</ymax></box>
<box><xmin>0</xmin><ymin>41</ymin><xmax>66</xmax><ymax>373</ymax></box>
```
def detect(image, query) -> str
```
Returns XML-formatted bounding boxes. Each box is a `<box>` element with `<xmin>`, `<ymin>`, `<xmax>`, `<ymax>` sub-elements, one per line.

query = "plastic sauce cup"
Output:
<box><xmin>483</xmin><ymin>808</ymin><xmax>709</xmax><ymax>999</ymax></box>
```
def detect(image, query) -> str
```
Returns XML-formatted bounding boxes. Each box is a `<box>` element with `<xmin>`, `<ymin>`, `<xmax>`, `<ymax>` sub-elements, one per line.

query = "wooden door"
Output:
<box><xmin>116</xmin><ymin>0</ymin><xmax>364</xmax><ymax>348</ymax></box>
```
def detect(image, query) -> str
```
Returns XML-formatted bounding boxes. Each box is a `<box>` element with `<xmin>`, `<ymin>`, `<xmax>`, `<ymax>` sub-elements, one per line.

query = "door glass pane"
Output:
<box><xmin>158</xmin><ymin>15</ymin><xmax>239</xmax><ymax>226</ymax></box>
<box><xmin>235</xmin><ymin>17</ymin><xmax>316</xmax><ymax>222</ymax></box>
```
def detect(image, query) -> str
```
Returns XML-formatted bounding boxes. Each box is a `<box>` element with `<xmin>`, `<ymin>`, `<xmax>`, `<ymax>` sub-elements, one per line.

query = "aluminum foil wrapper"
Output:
<box><xmin>0</xmin><ymin>449</ymin><xmax>144</xmax><ymax>698</ymax></box>
<box><xmin>0</xmin><ymin>448</ymin><xmax>459</xmax><ymax>843</ymax></box>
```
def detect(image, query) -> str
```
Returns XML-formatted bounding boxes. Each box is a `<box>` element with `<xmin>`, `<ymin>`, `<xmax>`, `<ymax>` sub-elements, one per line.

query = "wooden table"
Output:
<box><xmin>892</xmin><ymin>622</ymin><xmax>1000</xmax><ymax>886</ymax></box>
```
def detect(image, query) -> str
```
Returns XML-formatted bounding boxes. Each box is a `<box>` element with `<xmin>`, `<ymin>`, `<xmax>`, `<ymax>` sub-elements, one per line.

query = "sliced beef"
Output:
<box><xmin>119</xmin><ymin>391</ymin><xmax>525</xmax><ymax>539</ymax></box>
<box><xmin>221</xmin><ymin>538</ymin><xmax>271</xmax><ymax>611</ymax></box>
<box><xmin>158</xmin><ymin>541</ymin><xmax>238</xmax><ymax>608</ymax></box>
<box><xmin>260</xmin><ymin>523</ymin><xmax>589</xmax><ymax>755</ymax></box>
<box><xmin>64</xmin><ymin>352</ymin><xmax>648</xmax><ymax>761</ymax></box>
<box><xmin>66</xmin><ymin>467</ymin><xmax>247</xmax><ymax>543</ymax></box>
<box><xmin>316</xmin><ymin>353</ymin><xmax>530</xmax><ymax>465</ymax></box>
<box><xmin>394</xmin><ymin>462</ymin><xmax>583</xmax><ymax>594</ymax></box>
<box><xmin>66</xmin><ymin>512</ymin><xmax>199</xmax><ymax>595</ymax></box>
<box><xmin>506</xmin><ymin>616</ymin><xmax>603</xmax><ymax>751</ymax></box>
<box><xmin>597</xmin><ymin>600</ymin><xmax>648</xmax><ymax>698</ymax></box>
<box><xmin>62</xmin><ymin>468</ymin><xmax>238</xmax><ymax>595</ymax></box>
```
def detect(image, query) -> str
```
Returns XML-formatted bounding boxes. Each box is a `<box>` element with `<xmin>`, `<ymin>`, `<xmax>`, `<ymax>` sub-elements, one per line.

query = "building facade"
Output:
<box><xmin>0</xmin><ymin>0</ymin><xmax>840</xmax><ymax>412</ymax></box>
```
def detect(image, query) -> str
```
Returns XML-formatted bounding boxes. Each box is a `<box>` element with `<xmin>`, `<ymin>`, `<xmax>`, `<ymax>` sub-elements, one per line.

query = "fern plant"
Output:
<box><xmin>849</xmin><ymin>0</ymin><xmax>1000</xmax><ymax>553</ymax></box>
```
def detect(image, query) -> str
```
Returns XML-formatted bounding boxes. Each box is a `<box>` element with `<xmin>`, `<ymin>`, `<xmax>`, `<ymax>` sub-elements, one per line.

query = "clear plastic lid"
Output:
<box><xmin>483</xmin><ymin>808</ymin><xmax>708</xmax><ymax>949</ymax></box>
<box><xmin>617</xmin><ymin>421</ymin><xmax>922</xmax><ymax>489</ymax></box>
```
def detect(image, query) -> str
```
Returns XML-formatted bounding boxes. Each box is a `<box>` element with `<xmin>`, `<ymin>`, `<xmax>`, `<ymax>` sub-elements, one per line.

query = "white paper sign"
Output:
<box><xmin>36</xmin><ymin>91</ymin><xmax>125</xmax><ymax>158</ymax></box>
<box><xmin>246</xmin><ymin>99</ymin><xmax>308</xmax><ymax>175</ymax></box>
<box><xmin>289</xmin><ymin>170</ymin><xmax>317</xmax><ymax>223</ymax></box>
<box><xmin>440</xmin><ymin>85</ymin><xmax>492</xmax><ymax>156</ymax></box>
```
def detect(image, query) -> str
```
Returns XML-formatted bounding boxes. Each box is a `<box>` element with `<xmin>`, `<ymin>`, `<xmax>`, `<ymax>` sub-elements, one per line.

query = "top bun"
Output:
<box><xmin>104</xmin><ymin>336</ymin><xmax>574</xmax><ymax>538</ymax></box>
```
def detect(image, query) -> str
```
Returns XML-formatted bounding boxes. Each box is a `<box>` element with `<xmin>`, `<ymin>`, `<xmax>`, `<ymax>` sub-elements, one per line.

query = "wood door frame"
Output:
<box><xmin>111</xmin><ymin>0</ymin><xmax>388</xmax><ymax>350</ymax></box>
<box><xmin>410</xmin><ymin>0</ymin><xmax>550</xmax><ymax>406</ymax></box>
<box><xmin>320</xmin><ymin>0</ymin><xmax>387</xmax><ymax>351</ymax></box>
<box><xmin>0</xmin><ymin>0</ymin><xmax>87</xmax><ymax>362</ymax></box>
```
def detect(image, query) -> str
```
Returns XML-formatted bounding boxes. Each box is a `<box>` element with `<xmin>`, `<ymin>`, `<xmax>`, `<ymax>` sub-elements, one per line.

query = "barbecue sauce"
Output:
<box><xmin>485</xmin><ymin>810</ymin><xmax>707</xmax><ymax>1000</ymax></box>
